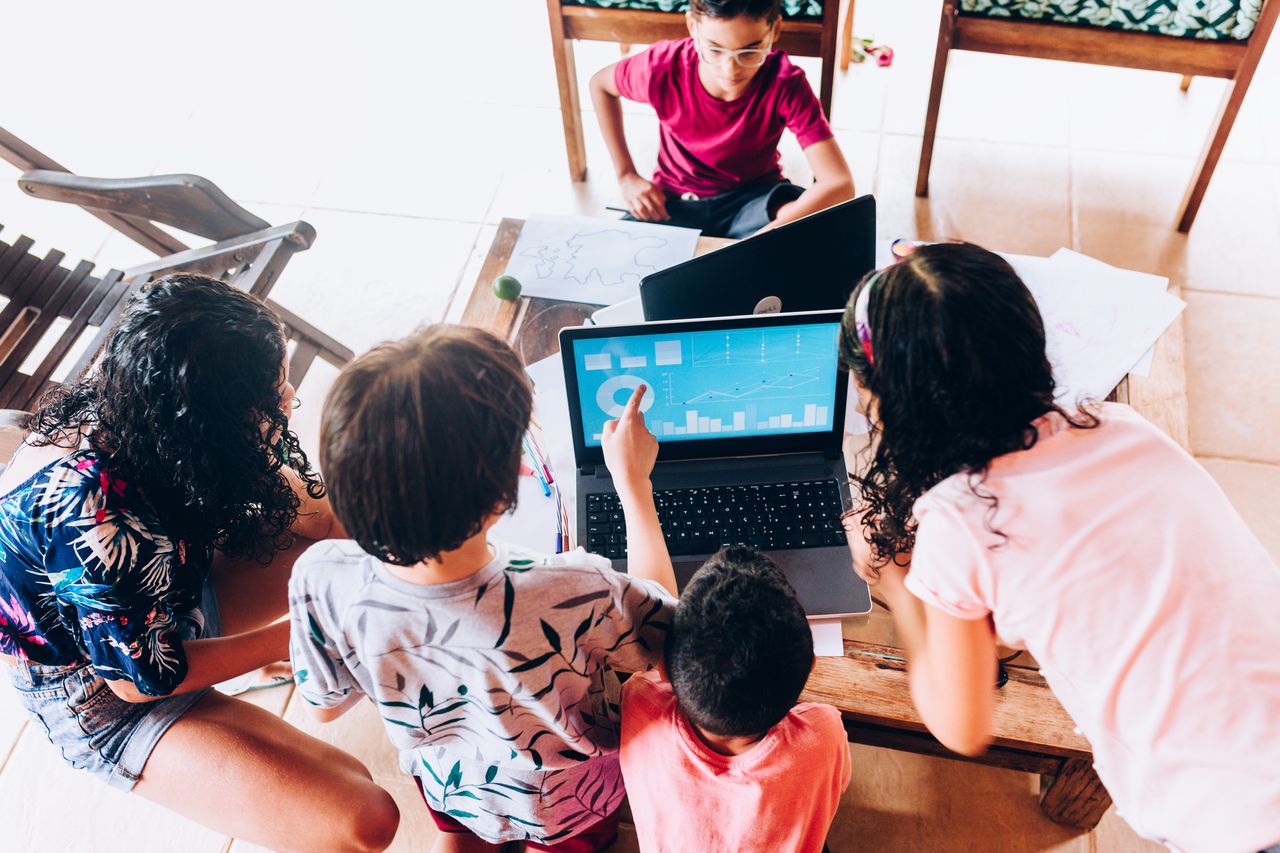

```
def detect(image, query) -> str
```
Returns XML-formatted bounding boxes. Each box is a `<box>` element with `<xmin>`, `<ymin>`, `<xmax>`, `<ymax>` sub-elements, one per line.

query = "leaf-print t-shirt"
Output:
<box><xmin>288</xmin><ymin>539</ymin><xmax>676</xmax><ymax>845</ymax></box>
<box><xmin>0</xmin><ymin>450</ymin><xmax>207</xmax><ymax>696</ymax></box>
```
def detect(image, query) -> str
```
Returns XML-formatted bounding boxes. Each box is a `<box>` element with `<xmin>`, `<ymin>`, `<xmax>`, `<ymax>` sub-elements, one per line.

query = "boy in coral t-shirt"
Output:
<box><xmin>619</xmin><ymin>546</ymin><xmax>851</xmax><ymax>852</ymax></box>
<box><xmin>588</xmin><ymin>0</ymin><xmax>854</xmax><ymax>238</ymax></box>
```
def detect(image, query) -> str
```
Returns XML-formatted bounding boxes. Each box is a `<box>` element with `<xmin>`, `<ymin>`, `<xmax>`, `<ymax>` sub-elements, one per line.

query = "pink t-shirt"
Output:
<box><xmin>614</xmin><ymin>39</ymin><xmax>834</xmax><ymax>198</ymax></box>
<box><xmin>619</xmin><ymin>671</ymin><xmax>850</xmax><ymax>853</ymax></box>
<box><xmin>905</xmin><ymin>403</ymin><xmax>1280</xmax><ymax>853</ymax></box>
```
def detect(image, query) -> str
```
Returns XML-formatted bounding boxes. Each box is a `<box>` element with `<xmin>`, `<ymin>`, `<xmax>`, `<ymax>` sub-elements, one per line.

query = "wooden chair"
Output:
<box><xmin>915</xmin><ymin>0</ymin><xmax>1279</xmax><ymax>231</ymax></box>
<box><xmin>547</xmin><ymin>0</ymin><xmax>843</xmax><ymax>181</ymax></box>
<box><xmin>0</xmin><ymin>127</ymin><xmax>353</xmax><ymax>412</ymax></box>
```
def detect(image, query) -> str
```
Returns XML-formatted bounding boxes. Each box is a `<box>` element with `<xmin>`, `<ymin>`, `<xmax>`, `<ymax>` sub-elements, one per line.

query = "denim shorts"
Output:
<box><xmin>2</xmin><ymin>574</ymin><xmax>220</xmax><ymax>791</ymax></box>
<box><xmin>624</xmin><ymin>180</ymin><xmax>807</xmax><ymax>239</ymax></box>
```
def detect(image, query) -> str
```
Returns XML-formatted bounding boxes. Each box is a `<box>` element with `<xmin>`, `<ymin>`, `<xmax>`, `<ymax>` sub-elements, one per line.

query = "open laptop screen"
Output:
<box><xmin>561</xmin><ymin>311</ymin><xmax>847</xmax><ymax>467</ymax></box>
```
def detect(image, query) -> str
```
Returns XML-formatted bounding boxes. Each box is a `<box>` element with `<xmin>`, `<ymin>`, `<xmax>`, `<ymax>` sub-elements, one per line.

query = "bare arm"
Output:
<box><xmin>875</xmin><ymin>567</ymin><xmax>997</xmax><ymax>756</ymax></box>
<box><xmin>758</xmin><ymin>138</ymin><xmax>855</xmax><ymax>234</ymax></box>
<box><xmin>600</xmin><ymin>384</ymin><xmax>678</xmax><ymax>597</ymax></box>
<box><xmin>588</xmin><ymin>63</ymin><xmax>669</xmax><ymax>222</ymax></box>
<box><xmin>284</xmin><ymin>466</ymin><xmax>346</xmax><ymax>540</ymax></box>
<box><xmin>845</xmin><ymin>511</ymin><xmax>997</xmax><ymax>755</ymax></box>
<box><xmin>105</xmin><ymin>620</ymin><xmax>291</xmax><ymax>703</ymax></box>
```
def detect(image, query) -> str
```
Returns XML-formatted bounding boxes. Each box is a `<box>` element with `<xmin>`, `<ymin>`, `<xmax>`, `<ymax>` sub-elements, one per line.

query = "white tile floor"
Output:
<box><xmin>1</xmin><ymin>0</ymin><xmax>1278</xmax><ymax>850</ymax></box>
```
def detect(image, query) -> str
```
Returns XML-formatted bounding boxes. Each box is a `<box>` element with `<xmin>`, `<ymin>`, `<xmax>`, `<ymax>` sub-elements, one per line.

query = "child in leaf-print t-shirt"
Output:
<box><xmin>291</xmin><ymin>541</ymin><xmax>672</xmax><ymax>843</ymax></box>
<box><xmin>288</xmin><ymin>326</ymin><xmax>678</xmax><ymax>850</ymax></box>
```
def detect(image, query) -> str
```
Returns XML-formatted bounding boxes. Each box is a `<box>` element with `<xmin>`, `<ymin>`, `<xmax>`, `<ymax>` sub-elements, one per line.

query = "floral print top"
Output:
<box><xmin>0</xmin><ymin>450</ymin><xmax>207</xmax><ymax>696</ymax></box>
<box><xmin>289</xmin><ymin>539</ymin><xmax>676</xmax><ymax>845</ymax></box>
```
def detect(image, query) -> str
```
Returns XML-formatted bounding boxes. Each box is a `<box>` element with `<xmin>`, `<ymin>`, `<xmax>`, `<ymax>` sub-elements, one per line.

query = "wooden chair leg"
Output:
<box><xmin>1039</xmin><ymin>758</ymin><xmax>1111</xmax><ymax>829</ymax></box>
<box><xmin>917</xmin><ymin>0</ymin><xmax>958</xmax><ymax>197</ymax></box>
<box><xmin>818</xmin><ymin>4</ymin><xmax>839</xmax><ymax>118</ymax></box>
<box><xmin>839</xmin><ymin>0</ymin><xmax>857</xmax><ymax>71</ymax></box>
<box><xmin>1177</xmin><ymin>0</ymin><xmax>1278</xmax><ymax>231</ymax></box>
<box><xmin>1179</xmin><ymin>74</ymin><xmax>1193</xmax><ymax>92</ymax></box>
<box><xmin>546</xmin><ymin>0</ymin><xmax>587</xmax><ymax>182</ymax></box>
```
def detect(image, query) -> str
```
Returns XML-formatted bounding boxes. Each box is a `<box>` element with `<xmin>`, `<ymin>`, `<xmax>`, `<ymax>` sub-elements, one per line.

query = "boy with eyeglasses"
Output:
<box><xmin>588</xmin><ymin>0</ymin><xmax>854</xmax><ymax>239</ymax></box>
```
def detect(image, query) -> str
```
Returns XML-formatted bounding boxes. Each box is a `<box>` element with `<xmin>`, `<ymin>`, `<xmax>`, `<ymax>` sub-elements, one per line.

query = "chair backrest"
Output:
<box><xmin>0</xmin><ymin>126</ymin><xmax>314</xmax><ymax>298</ymax></box>
<box><xmin>0</xmin><ymin>224</ymin><xmax>351</xmax><ymax>410</ymax></box>
<box><xmin>0</xmin><ymin>129</ymin><xmax>349</xmax><ymax>408</ymax></box>
<box><xmin>18</xmin><ymin>170</ymin><xmax>271</xmax><ymax>243</ymax></box>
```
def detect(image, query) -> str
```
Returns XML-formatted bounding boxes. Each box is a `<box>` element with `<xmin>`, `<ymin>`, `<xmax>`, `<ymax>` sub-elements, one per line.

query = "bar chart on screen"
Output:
<box><xmin>573</xmin><ymin>322</ymin><xmax>841</xmax><ymax>446</ymax></box>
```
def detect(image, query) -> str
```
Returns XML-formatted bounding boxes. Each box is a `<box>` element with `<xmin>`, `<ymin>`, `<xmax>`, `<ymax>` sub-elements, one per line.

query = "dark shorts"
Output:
<box><xmin>414</xmin><ymin>775</ymin><xmax>620</xmax><ymax>852</ymax></box>
<box><xmin>2</xmin><ymin>574</ymin><xmax>220</xmax><ymax>791</ymax></box>
<box><xmin>625</xmin><ymin>180</ymin><xmax>806</xmax><ymax>239</ymax></box>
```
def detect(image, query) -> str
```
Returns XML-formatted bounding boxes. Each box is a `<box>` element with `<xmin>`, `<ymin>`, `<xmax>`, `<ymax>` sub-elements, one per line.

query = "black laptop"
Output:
<box><xmin>639</xmin><ymin>195</ymin><xmax>876</xmax><ymax>321</ymax></box>
<box><xmin>560</xmin><ymin>310</ymin><xmax>872</xmax><ymax>618</ymax></box>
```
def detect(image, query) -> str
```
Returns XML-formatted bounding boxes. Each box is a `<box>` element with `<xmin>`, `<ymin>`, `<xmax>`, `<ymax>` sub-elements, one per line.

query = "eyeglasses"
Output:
<box><xmin>693</xmin><ymin>29</ymin><xmax>774</xmax><ymax>68</ymax></box>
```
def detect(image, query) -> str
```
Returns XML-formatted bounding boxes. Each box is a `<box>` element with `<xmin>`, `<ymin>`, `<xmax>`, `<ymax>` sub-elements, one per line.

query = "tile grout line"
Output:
<box><xmin>0</xmin><ymin>722</ymin><xmax>28</xmax><ymax>778</ymax></box>
<box><xmin>442</xmin><ymin>223</ymin><xmax>492</xmax><ymax>324</ymax></box>
<box><xmin>1195</xmin><ymin>454</ymin><xmax>1280</xmax><ymax>470</ymax></box>
<box><xmin>1182</xmin><ymin>287</ymin><xmax>1280</xmax><ymax>303</ymax></box>
<box><xmin>291</xmin><ymin>204</ymin><xmax>489</xmax><ymax>227</ymax></box>
<box><xmin>832</xmin><ymin>127</ymin><xmax>1274</xmax><ymax>167</ymax></box>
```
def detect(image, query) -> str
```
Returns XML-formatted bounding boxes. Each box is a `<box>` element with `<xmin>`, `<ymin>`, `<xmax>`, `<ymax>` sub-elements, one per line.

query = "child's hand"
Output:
<box><xmin>601</xmin><ymin>384</ymin><xmax>658</xmax><ymax>500</ymax></box>
<box><xmin>620</xmin><ymin>173</ymin><xmax>670</xmax><ymax>222</ymax></box>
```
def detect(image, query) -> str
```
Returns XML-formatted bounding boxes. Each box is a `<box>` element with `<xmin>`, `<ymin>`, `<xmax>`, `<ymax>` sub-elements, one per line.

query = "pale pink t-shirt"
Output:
<box><xmin>619</xmin><ymin>671</ymin><xmax>851</xmax><ymax>853</ymax></box>
<box><xmin>905</xmin><ymin>403</ymin><xmax>1280</xmax><ymax>853</ymax></box>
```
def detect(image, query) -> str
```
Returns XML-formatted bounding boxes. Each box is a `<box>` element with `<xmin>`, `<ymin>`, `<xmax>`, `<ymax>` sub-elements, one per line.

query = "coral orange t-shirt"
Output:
<box><xmin>619</xmin><ymin>671</ymin><xmax>850</xmax><ymax>853</ymax></box>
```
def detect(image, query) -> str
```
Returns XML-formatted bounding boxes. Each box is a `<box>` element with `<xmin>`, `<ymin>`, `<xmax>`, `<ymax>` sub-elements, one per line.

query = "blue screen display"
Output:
<box><xmin>572</xmin><ymin>322</ymin><xmax>841</xmax><ymax>447</ymax></box>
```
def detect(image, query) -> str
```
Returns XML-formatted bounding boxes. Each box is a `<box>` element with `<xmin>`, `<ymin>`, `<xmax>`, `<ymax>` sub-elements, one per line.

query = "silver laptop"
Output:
<box><xmin>560</xmin><ymin>310</ymin><xmax>871</xmax><ymax>618</ymax></box>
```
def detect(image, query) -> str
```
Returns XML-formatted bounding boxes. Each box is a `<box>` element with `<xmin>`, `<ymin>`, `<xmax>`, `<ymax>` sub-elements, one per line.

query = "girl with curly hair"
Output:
<box><xmin>0</xmin><ymin>274</ymin><xmax>398</xmax><ymax>851</ymax></box>
<box><xmin>839</xmin><ymin>242</ymin><xmax>1280</xmax><ymax>853</ymax></box>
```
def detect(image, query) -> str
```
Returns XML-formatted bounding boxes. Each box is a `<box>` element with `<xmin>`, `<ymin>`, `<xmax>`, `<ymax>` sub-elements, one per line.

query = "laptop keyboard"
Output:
<box><xmin>585</xmin><ymin>479</ymin><xmax>848</xmax><ymax>560</ymax></box>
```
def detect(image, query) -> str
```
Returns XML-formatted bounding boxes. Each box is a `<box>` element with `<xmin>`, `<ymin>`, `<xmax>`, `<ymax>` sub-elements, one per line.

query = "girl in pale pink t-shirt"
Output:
<box><xmin>838</xmin><ymin>242</ymin><xmax>1280</xmax><ymax>853</ymax></box>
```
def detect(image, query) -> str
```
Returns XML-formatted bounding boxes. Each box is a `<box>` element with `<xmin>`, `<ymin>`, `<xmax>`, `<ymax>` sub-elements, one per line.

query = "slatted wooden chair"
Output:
<box><xmin>0</xmin><ymin>128</ymin><xmax>353</xmax><ymax>415</ymax></box>
<box><xmin>915</xmin><ymin>0</ymin><xmax>1279</xmax><ymax>232</ymax></box>
<box><xmin>546</xmin><ymin>0</ymin><xmax>844</xmax><ymax>181</ymax></box>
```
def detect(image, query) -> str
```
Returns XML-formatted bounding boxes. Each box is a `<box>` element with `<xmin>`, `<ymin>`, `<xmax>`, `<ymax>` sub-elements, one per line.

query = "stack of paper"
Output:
<box><xmin>1003</xmin><ymin>249</ymin><xmax>1184</xmax><ymax>405</ymax></box>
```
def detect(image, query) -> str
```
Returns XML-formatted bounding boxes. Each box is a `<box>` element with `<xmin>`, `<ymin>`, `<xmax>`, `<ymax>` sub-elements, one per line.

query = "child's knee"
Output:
<box><xmin>338</xmin><ymin>782</ymin><xmax>400</xmax><ymax>853</ymax></box>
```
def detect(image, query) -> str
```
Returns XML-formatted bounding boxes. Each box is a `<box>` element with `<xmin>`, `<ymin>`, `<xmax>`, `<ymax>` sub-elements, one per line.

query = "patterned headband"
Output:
<box><xmin>853</xmin><ymin>268</ymin><xmax>884</xmax><ymax>365</ymax></box>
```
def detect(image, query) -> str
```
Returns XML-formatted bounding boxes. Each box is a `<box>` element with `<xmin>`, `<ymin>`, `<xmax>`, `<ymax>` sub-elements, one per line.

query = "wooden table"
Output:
<box><xmin>461</xmin><ymin>218</ymin><xmax>1191</xmax><ymax>830</ymax></box>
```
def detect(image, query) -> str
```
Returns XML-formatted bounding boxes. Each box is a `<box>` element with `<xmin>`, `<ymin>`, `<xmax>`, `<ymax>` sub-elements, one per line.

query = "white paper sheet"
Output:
<box><xmin>809</xmin><ymin>619</ymin><xmax>845</xmax><ymax>657</ymax></box>
<box><xmin>525</xmin><ymin>352</ymin><xmax>579</xmax><ymax>541</ymax></box>
<box><xmin>491</xmin><ymin>474</ymin><xmax>563</xmax><ymax>553</ymax></box>
<box><xmin>504</xmin><ymin>216</ymin><xmax>700</xmax><ymax>307</ymax></box>
<box><xmin>589</xmin><ymin>295</ymin><xmax>645</xmax><ymax>326</ymax></box>
<box><xmin>1001</xmin><ymin>252</ymin><xmax>1184</xmax><ymax>406</ymax></box>
<box><xmin>1047</xmin><ymin>249</ymin><xmax>1171</xmax><ymax>377</ymax></box>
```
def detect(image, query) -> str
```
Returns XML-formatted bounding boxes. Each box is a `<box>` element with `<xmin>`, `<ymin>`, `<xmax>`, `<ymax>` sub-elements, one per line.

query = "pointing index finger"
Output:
<box><xmin>624</xmin><ymin>383</ymin><xmax>647</xmax><ymax>419</ymax></box>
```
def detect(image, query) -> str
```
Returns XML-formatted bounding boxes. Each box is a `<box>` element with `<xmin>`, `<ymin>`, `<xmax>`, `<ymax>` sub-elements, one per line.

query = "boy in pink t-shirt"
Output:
<box><xmin>620</xmin><ymin>546</ymin><xmax>851</xmax><ymax>852</ymax></box>
<box><xmin>588</xmin><ymin>0</ymin><xmax>854</xmax><ymax>238</ymax></box>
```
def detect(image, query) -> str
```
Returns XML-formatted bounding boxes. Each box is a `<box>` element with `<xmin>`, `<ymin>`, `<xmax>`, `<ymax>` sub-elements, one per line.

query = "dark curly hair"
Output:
<box><xmin>26</xmin><ymin>273</ymin><xmax>322</xmax><ymax>562</ymax></box>
<box><xmin>666</xmin><ymin>547</ymin><xmax>813</xmax><ymax>737</ymax></box>
<box><xmin>839</xmin><ymin>242</ymin><xmax>1098</xmax><ymax>571</ymax></box>
<box><xmin>320</xmin><ymin>325</ymin><xmax>533</xmax><ymax>566</ymax></box>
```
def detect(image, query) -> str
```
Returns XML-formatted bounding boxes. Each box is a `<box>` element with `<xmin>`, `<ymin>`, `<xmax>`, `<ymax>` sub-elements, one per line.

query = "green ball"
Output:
<box><xmin>493</xmin><ymin>274</ymin><xmax>522</xmax><ymax>301</ymax></box>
